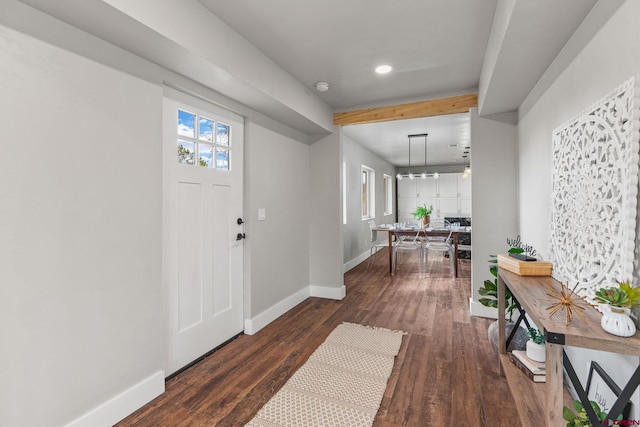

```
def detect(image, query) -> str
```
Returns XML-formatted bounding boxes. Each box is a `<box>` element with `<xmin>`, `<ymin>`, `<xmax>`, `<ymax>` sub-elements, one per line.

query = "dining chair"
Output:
<box><xmin>367</xmin><ymin>220</ymin><xmax>388</xmax><ymax>268</ymax></box>
<box><xmin>392</xmin><ymin>227</ymin><xmax>424</xmax><ymax>276</ymax></box>
<box><xmin>426</xmin><ymin>217</ymin><xmax>450</xmax><ymax>230</ymax></box>
<box><xmin>422</xmin><ymin>218</ymin><xmax>455</xmax><ymax>276</ymax></box>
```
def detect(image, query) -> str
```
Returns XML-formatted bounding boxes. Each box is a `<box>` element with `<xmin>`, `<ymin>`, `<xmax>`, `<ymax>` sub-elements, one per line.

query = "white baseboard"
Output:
<box><xmin>244</xmin><ymin>284</ymin><xmax>347</xmax><ymax>335</ymax></box>
<box><xmin>469</xmin><ymin>297</ymin><xmax>498</xmax><ymax>319</ymax></box>
<box><xmin>66</xmin><ymin>371</ymin><xmax>165</xmax><ymax>427</ymax></box>
<box><xmin>310</xmin><ymin>284</ymin><xmax>346</xmax><ymax>300</ymax></box>
<box><xmin>244</xmin><ymin>287</ymin><xmax>310</xmax><ymax>335</ymax></box>
<box><xmin>343</xmin><ymin>249</ymin><xmax>371</xmax><ymax>272</ymax></box>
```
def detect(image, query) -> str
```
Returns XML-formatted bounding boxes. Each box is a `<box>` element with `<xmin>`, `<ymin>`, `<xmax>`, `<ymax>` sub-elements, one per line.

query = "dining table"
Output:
<box><xmin>374</xmin><ymin>226</ymin><xmax>471</xmax><ymax>277</ymax></box>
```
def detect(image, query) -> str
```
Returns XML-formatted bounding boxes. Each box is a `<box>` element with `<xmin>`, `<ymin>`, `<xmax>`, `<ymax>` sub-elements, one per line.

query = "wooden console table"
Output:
<box><xmin>497</xmin><ymin>268</ymin><xmax>640</xmax><ymax>426</ymax></box>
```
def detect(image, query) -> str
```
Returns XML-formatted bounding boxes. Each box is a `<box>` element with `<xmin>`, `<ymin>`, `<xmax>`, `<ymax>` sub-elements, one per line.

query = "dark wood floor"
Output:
<box><xmin>117</xmin><ymin>250</ymin><xmax>520</xmax><ymax>426</ymax></box>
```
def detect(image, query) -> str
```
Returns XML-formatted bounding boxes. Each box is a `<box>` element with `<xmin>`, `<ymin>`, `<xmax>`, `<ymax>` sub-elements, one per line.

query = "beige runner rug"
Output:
<box><xmin>245</xmin><ymin>322</ymin><xmax>406</xmax><ymax>427</ymax></box>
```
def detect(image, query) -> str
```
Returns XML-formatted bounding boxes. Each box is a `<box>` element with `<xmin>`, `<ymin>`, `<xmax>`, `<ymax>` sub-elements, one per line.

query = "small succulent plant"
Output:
<box><xmin>594</xmin><ymin>281</ymin><xmax>640</xmax><ymax>308</ymax></box>
<box><xmin>526</xmin><ymin>327</ymin><xmax>544</xmax><ymax>344</ymax></box>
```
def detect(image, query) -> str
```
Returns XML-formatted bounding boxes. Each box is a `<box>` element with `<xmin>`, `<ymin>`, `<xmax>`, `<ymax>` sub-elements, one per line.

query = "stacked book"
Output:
<box><xmin>508</xmin><ymin>350</ymin><xmax>545</xmax><ymax>382</ymax></box>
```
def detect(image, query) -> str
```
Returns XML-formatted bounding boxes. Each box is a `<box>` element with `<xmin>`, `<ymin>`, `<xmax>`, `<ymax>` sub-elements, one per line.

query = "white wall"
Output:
<box><xmin>0</xmin><ymin>3</ymin><xmax>339</xmax><ymax>424</ymax></box>
<box><xmin>309</xmin><ymin>129</ymin><xmax>345</xmax><ymax>296</ymax></box>
<box><xmin>342</xmin><ymin>134</ymin><xmax>396</xmax><ymax>269</ymax></box>
<box><xmin>518</xmin><ymin>0</ymin><xmax>640</xmax><ymax>417</ymax></box>
<box><xmin>0</xmin><ymin>25</ymin><xmax>164</xmax><ymax>426</ymax></box>
<box><xmin>243</xmin><ymin>121</ymin><xmax>311</xmax><ymax>318</ymax></box>
<box><xmin>469</xmin><ymin>108</ymin><xmax>518</xmax><ymax>318</ymax></box>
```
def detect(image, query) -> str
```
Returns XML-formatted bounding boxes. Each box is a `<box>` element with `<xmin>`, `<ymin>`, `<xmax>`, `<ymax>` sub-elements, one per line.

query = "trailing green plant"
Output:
<box><xmin>478</xmin><ymin>247</ymin><xmax>524</xmax><ymax>320</ymax></box>
<box><xmin>526</xmin><ymin>327</ymin><xmax>544</xmax><ymax>344</ymax></box>
<box><xmin>562</xmin><ymin>400</ymin><xmax>622</xmax><ymax>426</ymax></box>
<box><xmin>594</xmin><ymin>280</ymin><xmax>640</xmax><ymax>308</ymax></box>
<box><xmin>411</xmin><ymin>204</ymin><xmax>432</xmax><ymax>220</ymax></box>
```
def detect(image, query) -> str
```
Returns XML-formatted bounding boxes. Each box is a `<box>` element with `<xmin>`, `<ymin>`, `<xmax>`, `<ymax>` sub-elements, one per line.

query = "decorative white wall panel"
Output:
<box><xmin>549</xmin><ymin>77</ymin><xmax>640</xmax><ymax>301</ymax></box>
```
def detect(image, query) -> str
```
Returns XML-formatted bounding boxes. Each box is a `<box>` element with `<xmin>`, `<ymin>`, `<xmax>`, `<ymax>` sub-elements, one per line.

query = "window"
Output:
<box><xmin>361</xmin><ymin>165</ymin><xmax>375</xmax><ymax>220</ymax></box>
<box><xmin>343</xmin><ymin>160</ymin><xmax>347</xmax><ymax>225</ymax></box>
<box><xmin>384</xmin><ymin>174</ymin><xmax>393</xmax><ymax>215</ymax></box>
<box><xmin>177</xmin><ymin>109</ymin><xmax>231</xmax><ymax>170</ymax></box>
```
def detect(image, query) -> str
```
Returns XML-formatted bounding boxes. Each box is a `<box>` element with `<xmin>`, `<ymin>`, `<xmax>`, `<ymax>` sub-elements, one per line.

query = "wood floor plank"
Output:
<box><xmin>116</xmin><ymin>251</ymin><xmax>523</xmax><ymax>426</ymax></box>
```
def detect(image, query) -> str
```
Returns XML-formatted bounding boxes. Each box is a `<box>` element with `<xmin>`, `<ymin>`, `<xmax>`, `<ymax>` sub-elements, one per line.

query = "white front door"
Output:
<box><xmin>163</xmin><ymin>89</ymin><xmax>244</xmax><ymax>375</ymax></box>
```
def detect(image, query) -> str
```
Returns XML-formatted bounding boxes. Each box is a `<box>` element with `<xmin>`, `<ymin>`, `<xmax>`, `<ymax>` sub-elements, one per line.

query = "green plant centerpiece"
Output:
<box><xmin>411</xmin><ymin>204</ymin><xmax>433</xmax><ymax>226</ymax></box>
<box><xmin>563</xmin><ymin>400</ymin><xmax>622</xmax><ymax>426</ymax></box>
<box><xmin>594</xmin><ymin>280</ymin><xmax>640</xmax><ymax>337</ymax></box>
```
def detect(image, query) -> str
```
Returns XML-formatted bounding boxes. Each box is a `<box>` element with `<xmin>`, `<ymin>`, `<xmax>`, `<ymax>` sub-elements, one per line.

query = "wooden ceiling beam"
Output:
<box><xmin>333</xmin><ymin>93</ymin><xmax>478</xmax><ymax>126</ymax></box>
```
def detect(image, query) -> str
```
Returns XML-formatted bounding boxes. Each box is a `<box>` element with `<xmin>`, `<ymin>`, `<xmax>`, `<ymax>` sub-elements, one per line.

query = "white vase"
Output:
<box><xmin>526</xmin><ymin>340</ymin><xmax>546</xmax><ymax>363</ymax></box>
<box><xmin>601</xmin><ymin>306</ymin><xmax>636</xmax><ymax>337</ymax></box>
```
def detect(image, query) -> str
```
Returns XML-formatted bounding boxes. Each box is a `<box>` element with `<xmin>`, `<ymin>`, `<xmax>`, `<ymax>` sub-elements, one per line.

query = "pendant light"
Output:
<box><xmin>396</xmin><ymin>140</ymin><xmax>405</xmax><ymax>180</ymax></box>
<box><xmin>399</xmin><ymin>133</ymin><xmax>432</xmax><ymax>180</ymax></box>
<box><xmin>421</xmin><ymin>133</ymin><xmax>428</xmax><ymax>179</ymax></box>
<box><xmin>407</xmin><ymin>135</ymin><xmax>414</xmax><ymax>179</ymax></box>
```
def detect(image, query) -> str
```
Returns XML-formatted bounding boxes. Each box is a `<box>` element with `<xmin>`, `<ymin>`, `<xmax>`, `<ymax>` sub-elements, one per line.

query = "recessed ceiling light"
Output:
<box><xmin>375</xmin><ymin>65</ymin><xmax>393</xmax><ymax>74</ymax></box>
<box><xmin>448</xmin><ymin>144</ymin><xmax>458</xmax><ymax>148</ymax></box>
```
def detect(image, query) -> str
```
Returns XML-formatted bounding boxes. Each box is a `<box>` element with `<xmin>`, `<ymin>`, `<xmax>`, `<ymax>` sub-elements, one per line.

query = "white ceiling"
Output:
<box><xmin>15</xmin><ymin>0</ymin><xmax>604</xmax><ymax>163</ymax></box>
<box><xmin>196</xmin><ymin>0</ymin><xmax>598</xmax><ymax>166</ymax></box>
<box><xmin>197</xmin><ymin>0</ymin><xmax>498</xmax><ymax>111</ymax></box>
<box><xmin>343</xmin><ymin>113</ymin><xmax>470</xmax><ymax>168</ymax></box>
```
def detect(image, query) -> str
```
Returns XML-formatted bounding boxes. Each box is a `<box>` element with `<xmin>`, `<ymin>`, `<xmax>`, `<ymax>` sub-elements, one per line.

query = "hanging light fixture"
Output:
<box><xmin>396</xmin><ymin>137</ymin><xmax>408</xmax><ymax>180</ymax></box>
<box><xmin>421</xmin><ymin>133</ymin><xmax>428</xmax><ymax>179</ymax></box>
<box><xmin>407</xmin><ymin>135</ymin><xmax>414</xmax><ymax>179</ymax></box>
<box><xmin>398</xmin><ymin>133</ymin><xmax>433</xmax><ymax>180</ymax></box>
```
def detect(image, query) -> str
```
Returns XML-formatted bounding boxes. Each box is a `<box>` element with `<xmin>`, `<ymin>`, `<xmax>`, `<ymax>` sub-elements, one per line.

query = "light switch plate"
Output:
<box><xmin>258</xmin><ymin>208</ymin><xmax>266</xmax><ymax>221</ymax></box>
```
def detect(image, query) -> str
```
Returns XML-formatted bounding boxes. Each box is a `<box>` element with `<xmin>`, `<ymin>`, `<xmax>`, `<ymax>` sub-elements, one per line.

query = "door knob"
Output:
<box><xmin>237</xmin><ymin>218</ymin><xmax>244</xmax><ymax>225</ymax></box>
<box><xmin>236</xmin><ymin>233</ymin><xmax>246</xmax><ymax>241</ymax></box>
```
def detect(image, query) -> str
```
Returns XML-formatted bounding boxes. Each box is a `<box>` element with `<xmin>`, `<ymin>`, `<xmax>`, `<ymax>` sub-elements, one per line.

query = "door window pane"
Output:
<box><xmin>178</xmin><ymin>110</ymin><xmax>195</xmax><ymax>138</ymax></box>
<box><xmin>199</xmin><ymin>117</ymin><xmax>213</xmax><ymax>142</ymax></box>
<box><xmin>198</xmin><ymin>144</ymin><xmax>213</xmax><ymax>167</ymax></box>
<box><xmin>216</xmin><ymin>148</ymin><xmax>229</xmax><ymax>170</ymax></box>
<box><xmin>216</xmin><ymin>123</ymin><xmax>230</xmax><ymax>146</ymax></box>
<box><xmin>178</xmin><ymin>140</ymin><xmax>195</xmax><ymax>165</ymax></box>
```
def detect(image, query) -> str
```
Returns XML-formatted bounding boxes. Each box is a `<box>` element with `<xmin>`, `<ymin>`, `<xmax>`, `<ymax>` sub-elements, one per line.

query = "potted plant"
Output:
<box><xmin>411</xmin><ymin>204</ymin><xmax>432</xmax><ymax>227</ymax></box>
<box><xmin>563</xmin><ymin>400</ymin><xmax>621</xmax><ymax>426</ymax></box>
<box><xmin>479</xmin><ymin>247</ymin><xmax>529</xmax><ymax>353</ymax></box>
<box><xmin>594</xmin><ymin>281</ymin><xmax>640</xmax><ymax>337</ymax></box>
<box><xmin>526</xmin><ymin>327</ymin><xmax>545</xmax><ymax>362</ymax></box>
<box><xmin>478</xmin><ymin>247</ymin><xmax>524</xmax><ymax>319</ymax></box>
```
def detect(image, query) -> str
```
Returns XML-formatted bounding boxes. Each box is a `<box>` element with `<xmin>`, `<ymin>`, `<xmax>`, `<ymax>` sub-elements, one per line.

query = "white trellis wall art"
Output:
<box><xmin>549</xmin><ymin>76</ymin><xmax>640</xmax><ymax>303</ymax></box>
